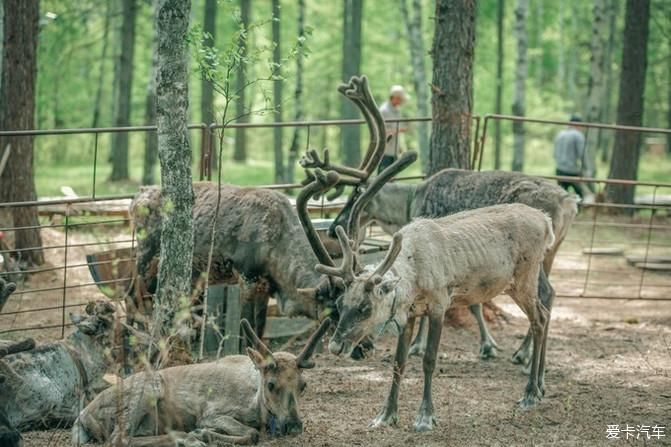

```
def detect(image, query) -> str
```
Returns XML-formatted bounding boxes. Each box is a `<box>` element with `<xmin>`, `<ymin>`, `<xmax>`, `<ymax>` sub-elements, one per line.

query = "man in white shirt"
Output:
<box><xmin>378</xmin><ymin>85</ymin><xmax>409</xmax><ymax>173</ymax></box>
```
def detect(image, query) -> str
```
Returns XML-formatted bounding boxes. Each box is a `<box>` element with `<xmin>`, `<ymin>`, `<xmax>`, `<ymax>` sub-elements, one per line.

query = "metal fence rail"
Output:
<box><xmin>0</xmin><ymin>116</ymin><xmax>669</xmax><ymax>339</ymax></box>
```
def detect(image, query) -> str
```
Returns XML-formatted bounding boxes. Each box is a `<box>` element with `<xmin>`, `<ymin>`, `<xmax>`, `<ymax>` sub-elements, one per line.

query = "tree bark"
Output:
<box><xmin>233</xmin><ymin>0</ymin><xmax>249</xmax><ymax>162</ymax></box>
<box><xmin>583</xmin><ymin>0</ymin><xmax>607</xmax><ymax>180</ymax></box>
<box><xmin>200</xmin><ymin>0</ymin><xmax>217</xmax><ymax>171</ymax></box>
<box><xmin>143</xmin><ymin>0</ymin><xmax>159</xmax><ymax>186</ymax></box>
<box><xmin>400</xmin><ymin>0</ymin><xmax>430</xmax><ymax>173</ymax></box>
<box><xmin>0</xmin><ymin>0</ymin><xmax>43</xmax><ymax>266</ymax></box>
<box><xmin>605</xmin><ymin>0</ymin><xmax>650</xmax><ymax>206</ymax></box>
<box><xmin>110</xmin><ymin>0</ymin><xmax>137</xmax><ymax>181</ymax></box>
<box><xmin>494</xmin><ymin>0</ymin><xmax>504</xmax><ymax>170</ymax></box>
<box><xmin>511</xmin><ymin>0</ymin><xmax>528</xmax><ymax>172</ymax></box>
<box><xmin>428</xmin><ymin>0</ymin><xmax>476</xmax><ymax>175</ymax></box>
<box><xmin>340</xmin><ymin>0</ymin><xmax>363</xmax><ymax>167</ymax></box>
<box><xmin>272</xmin><ymin>0</ymin><xmax>284</xmax><ymax>184</ymax></box>
<box><xmin>155</xmin><ymin>0</ymin><xmax>194</xmax><ymax>335</ymax></box>
<box><xmin>286</xmin><ymin>0</ymin><xmax>305</xmax><ymax>185</ymax></box>
<box><xmin>92</xmin><ymin>0</ymin><xmax>112</xmax><ymax>129</ymax></box>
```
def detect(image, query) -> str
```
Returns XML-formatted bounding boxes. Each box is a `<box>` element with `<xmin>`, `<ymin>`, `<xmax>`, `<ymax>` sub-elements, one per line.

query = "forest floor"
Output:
<box><xmin>22</xmin><ymin>293</ymin><xmax>671</xmax><ymax>446</ymax></box>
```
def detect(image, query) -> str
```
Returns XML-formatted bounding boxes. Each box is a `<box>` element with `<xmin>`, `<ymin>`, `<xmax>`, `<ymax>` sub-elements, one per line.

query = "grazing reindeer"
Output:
<box><xmin>72</xmin><ymin>318</ymin><xmax>332</xmax><ymax>446</ymax></box>
<box><xmin>325</xmin><ymin>204</ymin><xmax>555</xmax><ymax>432</ymax></box>
<box><xmin>0</xmin><ymin>290</ymin><xmax>118</xmax><ymax>431</ymax></box>
<box><xmin>331</xmin><ymin>168</ymin><xmax>577</xmax><ymax>362</ymax></box>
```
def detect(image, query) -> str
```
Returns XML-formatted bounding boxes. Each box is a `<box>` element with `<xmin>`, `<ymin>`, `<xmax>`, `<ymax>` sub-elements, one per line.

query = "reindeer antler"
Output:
<box><xmin>241</xmin><ymin>318</ymin><xmax>273</xmax><ymax>358</ymax></box>
<box><xmin>315</xmin><ymin>226</ymin><xmax>356</xmax><ymax>283</ymax></box>
<box><xmin>370</xmin><ymin>232</ymin><xmax>403</xmax><ymax>281</ymax></box>
<box><xmin>300</xmin><ymin>148</ymin><xmax>368</xmax><ymax>180</ymax></box>
<box><xmin>296</xmin><ymin>317</ymin><xmax>332</xmax><ymax>369</ymax></box>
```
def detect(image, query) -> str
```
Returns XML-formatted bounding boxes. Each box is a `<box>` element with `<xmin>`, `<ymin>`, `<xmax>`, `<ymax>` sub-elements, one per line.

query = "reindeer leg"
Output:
<box><xmin>254</xmin><ymin>296</ymin><xmax>268</xmax><ymax>339</ymax></box>
<box><xmin>537</xmin><ymin>270</ymin><xmax>555</xmax><ymax>396</ymax></box>
<box><xmin>468</xmin><ymin>304</ymin><xmax>499</xmax><ymax>360</ymax></box>
<box><xmin>512</xmin><ymin>331</ymin><xmax>533</xmax><ymax>367</ymax></box>
<box><xmin>370</xmin><ymin>317</ymin><xmax>416</xmax><ymax>428</ymax></box>
<box><xmin>414</xmin><ymin>307</ymin><xmax>444</xmax><ymax>432</ymax></box>
<box><xmin>129</xmin><ymin>432</ymin><xmax>205</xmax><ymax>447</ymax></box>
<box><xmin>196</xmin><ymin>414</ymin><xmax>260</xmax><ymax>444</ymax></box>
<box><xmin>408</xmin><ymin>316</ymin><xmax>427</xmax><ymax>357</ymax></box>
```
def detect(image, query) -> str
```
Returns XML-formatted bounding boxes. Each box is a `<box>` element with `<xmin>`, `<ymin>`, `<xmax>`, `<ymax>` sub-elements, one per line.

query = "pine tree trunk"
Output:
<box><xmin>92</xmin><ymin>0</ymin><xmax>112</xmax><ymax>129</ymax></box>
<box><xmin>200</xmin><ymin>0</ymin><xmax>217</xmax><ymax>171</ymax></box>
<box><xmin>494</xmin><ymin>0</ymin><xmax>504</xmax><ymax>170</ymax></box>
<box><xmin>142</xmin><ymin>0</ymin><xmax>159</xmax><ymax>186</ymax></box>
<box><xmin>428</xmin><ymin>0</ymin><xmax>476</xmax><ymax>175</ymax></box>
<box><xmin>110</xmin><ymin>0</ymin><xmax>137</xmax><ymax>181</ymax></box>
<box><xmin>511</xmin><ymin>0</ymin><xmax>528</xmax><ymax>172</ymax></box>
<box><xmin>272</xmin><ymin>0</ymin><xmax>284</xmax><ymax>184</ymax></box>
<box><xmin>286</xmin><ymin>0</ymin><xmax>305</xmax><ymax>185</ymax></box>
<box><xmin>155</xmin><ymin>0</ymin><xmax>194</xmax><ymax>335</ymax></box>
<box><xmin>340</xmin><ymin>0</ymin><xmax>363</xmax><ymax>167</ymax></box>
<box><xmin>583</xmin><ymin>0</ymin><xmax>607</xmax><ymax>180</ymax></box>
<box><xmin>599</xmin><ymin>0</ymin><xmax>617</xmax><ymax>162</ymax></box>
<box><xmin>233</xmin><ymin>0</ymin><xmax>249</xmax><ymax>162</ymax></box>
<box><xmin>0</xmin><ymin>0</ymin><xmax>44</xmax><ymax>266</ymax></box>
<box><xmin>399</xmin><ymin>0</ymin><xmax>430</xmax><ymax>173</ymax></box>
<box><xmin>605</xmin><ymin>0</ymin><xmax>650</xmax><ymax>206</ymax></box>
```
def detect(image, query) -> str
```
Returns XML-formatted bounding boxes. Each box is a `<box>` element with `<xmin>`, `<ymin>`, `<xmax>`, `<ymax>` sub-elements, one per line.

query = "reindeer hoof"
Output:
<box><xmin>408</xmin><ymin>343</ymin><xmax>424</xmax><ymax>357</ymax></box>
<box><xmin>517</xmin><ymin>387</ymin><xmax>542</xmax><ymax>409</ymax></box>
<box><xmin>369</xmin><ymin>410</ymin><xmax>398</xmax><ymax>428</ymax></box>
<box><xmin>413</xmin><ymin>414</ymin><xmax>436</xmax><ymax>432</ymax></box>
<box><xmin>479</xmin><ymin>342</ymin><xmax>498</xmax><ymax>360</ymax></box>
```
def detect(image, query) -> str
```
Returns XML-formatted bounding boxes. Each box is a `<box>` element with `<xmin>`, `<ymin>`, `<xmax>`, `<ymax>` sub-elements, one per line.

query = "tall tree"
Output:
<box><xmin>91</xmin><ymin>0</ymin><xmax>112</xmax><ymax>129</ymax></box>
<box><xmin>605</xmin><ymin>0</ymin><xmax>650</xmax><ymax>205</ymax></box>
<box><xmin>0</xmin><ymin>0</ymin><xmax>44</xmax><ymax>265</ymax></box>
<box><xmin>233</xmin><ymin>0</ymin><xmax>249</xmax><ymax>162</ymax></box>
<box><xmin>142</xmin><ymin>0</ymin><xmax>159</xmax><ymax>186</ymax></box>
<box><xmin>110</xmin><ymin>0</ymin><xmax>137</xmax><ymax>181</ymax></box>
<box><xmin>428</xmin><ymin>0</ymin><xmax>476</xmax><ymax>175</ymax></box>
<box><xmin>340</xmin><ymin>0</ymin><xmax>362</xmax><ymax>167</ymax></box>
<box><xmin>155</xmin><ymin>0</ymin><xmax>194</xmax><ymax>334</ymax></box>
<box><xmin>286</xmin><ymin>0</ymin><xmax>305</xmax><ymax>185</ymax></box>
<box><xmin>511</xmin><ymin>0</ymin><xmax>528</xmax><ymax>172</ymax></box>
<box><xmin>493</xmin><ymin>0</ymin><xmax>504</xmax><ymax>170</ymax></box>
<box><xmin>583</xmin><ymin>0</ymin><xmax>608</xmax><ymax>180</ymax></box>
<box><xmin>599</xmin><ymin>0</ymin><xmax>617</xmax><ymax>162</ymax></box>
<box><xmin>400</xmin><ymin>0</ymin><xmax>430</xmax><ymax>173</ymax></box>
<box><xmin>200</xmin><ymin>0</ymin><xmax>217</xmax><ymax>170</ymax></box>
<box><xmin>272</xmin><ymin>0</ymin><xmax>284</xmax><ymax>183</ymax></box>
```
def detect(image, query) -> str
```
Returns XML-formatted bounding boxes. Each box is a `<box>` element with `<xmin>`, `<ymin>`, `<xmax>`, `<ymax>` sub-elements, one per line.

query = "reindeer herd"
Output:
<box><xmin>0</xmin><ymin>76</ymin><xmax>579</xmax><ymax>445</ymax></box>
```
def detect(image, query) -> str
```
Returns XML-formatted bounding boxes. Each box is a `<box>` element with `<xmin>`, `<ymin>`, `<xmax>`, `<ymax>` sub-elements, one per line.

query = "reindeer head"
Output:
<box><xmin>241</xmin><ymin>317</ymin><xmax>331</xmax><ymax>436</ymax></box>
<box><xmin>69</xmin><ymin>301</ymin><xmax>117</xmax><ymax>340</ymax></box>
<box><xmin>317</xmin><ymin>227</ymin><xmax>405</xmax><ymax>356</ymax></box>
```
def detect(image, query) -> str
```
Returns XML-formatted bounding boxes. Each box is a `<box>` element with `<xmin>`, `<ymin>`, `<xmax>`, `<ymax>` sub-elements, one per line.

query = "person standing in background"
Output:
<box><xmin>553</xmin><ymin>114</ymin><xmax>587</xmax><ymax>199</ymax></box>
<box><xmin>378</xmin><ymin>85</ymin><xmax>409</xmax><ymax>173</ymax></box>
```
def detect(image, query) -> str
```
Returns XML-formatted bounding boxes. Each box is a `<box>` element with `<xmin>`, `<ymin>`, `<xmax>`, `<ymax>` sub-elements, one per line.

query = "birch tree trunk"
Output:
<box><xmin>428</xmin><ymin>0</ymin><xmax>476</xmax><ymax>175</ymax></box>
<box><xmin>155</xmin><ymin>0</ymin><xmax>194</xmax><ymax>334</ymax></box>
<box><xmin>583</xmin><ymin>0</ymin><xmax>608</xmax><ymax>180</ymax></box>
<box><xmin>0</xmin><ymin>0</ymin><xmax>44</xmax><ymax>266</ymax></box>
<box><xmin>340</xmin><ymin>0</ymin><xmax>363</xmax><ymax>167</ymax></box>
<box><xmin>399</xmin><ymin>0</ymin><xmax>429</xmax><ymax>173</ymax></box>
<box><xmin>286</xmin><ymin>0</ymin><xmax>305</xmax><ymax>185</ymax></box>
<box><xmin>511</xmin><ymin>0</ymin><xmax>528</xmax><ymax>172</ymax></box>
<box><xmin>605</xmin><ymin>0</ymin><xmax>650</xmax><ymax>207</ymax></box>
<box><xmin>233</xmin><ymin>0</ymin><xmax>249</xmax><ymax>162</ymax></box>
<box><xmin>142</xmin><ymin>0</ymin><xmax>159</xmax><ymax>186</ymax></box>
<box><xmin>272</xmin><ymin>0</ymin><xmax>284</xmax><ymax>183</ymax></box>
<box><xmin>110</xmin><ymin>0</ymin><xmax>137</xmax><ymax>181</ymax></box>
<box><xmin>494</xmin><ymin>0</ymin><xmax>504</xmax><ymax>170</ymax></box>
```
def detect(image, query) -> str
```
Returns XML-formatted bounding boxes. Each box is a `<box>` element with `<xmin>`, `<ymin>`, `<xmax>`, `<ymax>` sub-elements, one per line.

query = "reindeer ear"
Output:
<box><xmin>377</xmin><ymin>279</ymin><xmax>399</xmax><ymax>296</ymax></box>
<box><xmin>246</xmin><ymin>347</ymin><xmax>276</xmax><ymax>370</ymax></box>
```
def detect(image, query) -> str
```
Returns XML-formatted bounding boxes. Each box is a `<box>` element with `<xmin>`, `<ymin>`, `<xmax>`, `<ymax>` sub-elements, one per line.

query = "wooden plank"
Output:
<box><xmin>203</xmin><ymin>285</ymin><xmax>226</xmax><ymax>355</ymax></box>
<box><xmin>582</xmin><ymin>247</ymin><xmax>624</xmax><ymax>256</ymax></box>
<box><xmin>223</xmin><ymin>285</ymin><xmax>242</xmax><ymax>355</ymax></box>
<box><xmin>635</xmin><ymin>262</ymin><xmax>671</xmax><ymax>272</ymax></box>
<box><xmin>264</xmin><ymin>316</ymin><xmax>314</xmax><ymax>339</ymax></box>
<box><xmin>626</xmin><ymin>255</ymin><xmax>671</xmax><ymax>265</ymax></box>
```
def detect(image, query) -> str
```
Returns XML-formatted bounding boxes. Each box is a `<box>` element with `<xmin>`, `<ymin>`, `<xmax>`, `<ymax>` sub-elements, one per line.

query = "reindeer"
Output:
<box><xmin>0</xmin><ymin>284</ymin><xmax>119</xmax><ymax>431</ymax></box>
<box><xmin>129</xmin><ymin>76</ymin><xmax>408</xmax><ymax>361</ymax></box>
<box><xmin>330</xmin><ymin>167</ymin><xmax>577</xmax><ymax>363</ymax></box>
<box><xmin>72</xmin><ymin>317</ymin><xmax>331</xmax><ymax>446</ymax></box>
<box><xmin>324</xmin><ymin>204</ymin><xmax>555</xmax><ymax>432</ymax></box>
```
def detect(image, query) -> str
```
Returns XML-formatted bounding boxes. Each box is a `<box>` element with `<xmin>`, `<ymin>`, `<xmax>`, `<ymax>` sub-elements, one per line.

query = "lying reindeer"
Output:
<box><xmin>72</xmin><ymin>317</ymin><xmax>331</xmax><ymax>446</ymax></box>
<box><xmin>325</xmin><ymin>204</ymin><xmax>555</xmax><ymax>432</ymax></box>
<box><xmin>331</xmin><ymin>168</ymin><xmax>577</xmax><ymax>362</ymax></box>
<box><xmin>0</xmin><ymin>293</ymin><xmax>118</xmax><ymax>432</ymax></box>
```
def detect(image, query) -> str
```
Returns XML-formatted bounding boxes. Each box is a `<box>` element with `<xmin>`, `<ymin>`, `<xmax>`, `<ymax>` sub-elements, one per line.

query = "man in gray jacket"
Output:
<box><xmin>553</xmin><ymin>114</ymin><xmax>586</xmax><ymax>199</ymax></box>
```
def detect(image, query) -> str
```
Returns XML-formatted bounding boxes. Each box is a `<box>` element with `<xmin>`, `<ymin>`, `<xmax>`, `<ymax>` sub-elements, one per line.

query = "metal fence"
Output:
<box><xmin>0</xmin><ymin>116</ymin><xmax>669</xmax><ymax>339</ymax></box>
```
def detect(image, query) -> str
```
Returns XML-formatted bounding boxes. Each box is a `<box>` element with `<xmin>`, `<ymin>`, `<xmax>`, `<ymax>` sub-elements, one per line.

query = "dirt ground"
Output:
<box><xmin>21</xmin><ymin>294</ymin><xmax>671</xmax><ymax>447</ymax></box>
